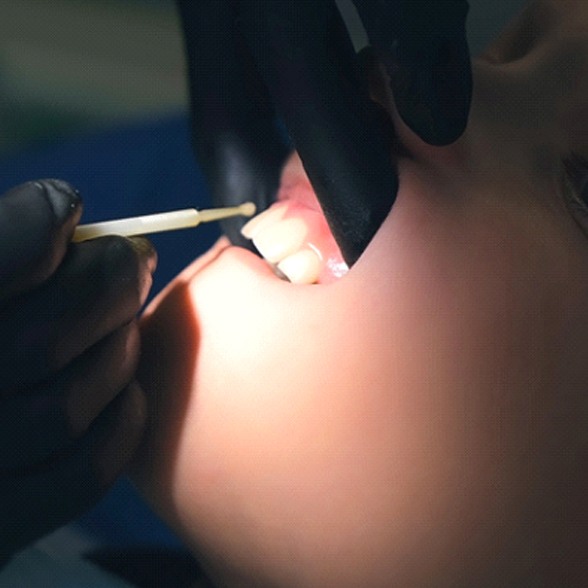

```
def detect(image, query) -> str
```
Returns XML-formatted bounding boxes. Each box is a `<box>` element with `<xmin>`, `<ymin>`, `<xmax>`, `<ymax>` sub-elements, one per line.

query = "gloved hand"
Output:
<box><xmin>176</xmin><ymin>0</ymin><xmax>471</xmax><ymax>265</ymax></box>
<box><xmin>0</xmin><ymin>180</ymin><xmax>156</xmax><ymax>562</ymax></box>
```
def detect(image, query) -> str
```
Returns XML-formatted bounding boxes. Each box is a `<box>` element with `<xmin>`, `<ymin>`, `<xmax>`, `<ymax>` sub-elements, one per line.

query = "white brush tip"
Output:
<box><xmin>239</xmin><ymin>202</ymin><xmax>257</xmax><ymax>218</ymax></box>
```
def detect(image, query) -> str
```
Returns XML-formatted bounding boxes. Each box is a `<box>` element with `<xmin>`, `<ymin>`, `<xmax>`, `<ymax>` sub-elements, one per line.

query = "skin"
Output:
<box><xmin>132</xmin><ymin>1</ymin><xmax>588</xmax><ymax>585</ymax></box>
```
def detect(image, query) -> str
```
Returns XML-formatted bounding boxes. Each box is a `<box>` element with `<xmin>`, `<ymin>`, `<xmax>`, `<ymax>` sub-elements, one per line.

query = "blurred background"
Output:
<box><xmin>0</xmin><ymin>0</ymin><xmax>183</xmax><ymax>155</ymax></box>
<box><xmin>0</xmin><ymin>0</ymin><xmax>527</xmax><ymax>157</ymax></box>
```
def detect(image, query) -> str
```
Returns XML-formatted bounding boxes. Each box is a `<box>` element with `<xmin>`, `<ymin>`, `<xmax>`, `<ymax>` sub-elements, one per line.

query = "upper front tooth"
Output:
<box><xmin>240</xmin><ymin>203</ymin><xmax>287</xmax><ymax>240</ymax></box>
<box><xmin>252</xmin><ymin>217</ymin><xmax>307</xmax><ymax>263</ymax></box>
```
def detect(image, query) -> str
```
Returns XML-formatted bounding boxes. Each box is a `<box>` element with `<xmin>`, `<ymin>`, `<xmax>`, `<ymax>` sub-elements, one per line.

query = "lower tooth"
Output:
<box><xmin>277</xmin><ymin>249</ymin><xmax>321</xmax><ymax>284</ymax></box>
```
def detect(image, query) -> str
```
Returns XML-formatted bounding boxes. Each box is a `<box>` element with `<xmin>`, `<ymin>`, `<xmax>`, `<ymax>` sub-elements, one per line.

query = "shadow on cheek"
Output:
<box><xmin>133</xmin><ymin>281</ymin><xmax>200</xmax><ymax>504</ymax></box>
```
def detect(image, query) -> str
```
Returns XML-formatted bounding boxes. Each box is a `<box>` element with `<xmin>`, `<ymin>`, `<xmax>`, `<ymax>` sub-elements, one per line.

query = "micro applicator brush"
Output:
<box><xmin>72</xmin><ymin>202</ymin><xmax>256</xmax><ymax>242</ymax></box>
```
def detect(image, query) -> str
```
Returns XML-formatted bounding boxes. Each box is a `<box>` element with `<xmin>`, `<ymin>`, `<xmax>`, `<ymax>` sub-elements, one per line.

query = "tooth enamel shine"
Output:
<box><xmin>252</xmin><ymin>217</ymin><xmax>308</xmax><ymax>264</ymax></box>
<box><xmin>240</xmin><ymin>194</ymin><xmax>347</xmax><ymax>284</ymax></box>
<box><xmin>277</xmin><ymin>249</ymin><xmax>321</xmax><ymax>284</ymax></box>
<box><xmin>240</xmin><ymin>203</ymin><xmax>288</xmax><ymax>240</ymax></box>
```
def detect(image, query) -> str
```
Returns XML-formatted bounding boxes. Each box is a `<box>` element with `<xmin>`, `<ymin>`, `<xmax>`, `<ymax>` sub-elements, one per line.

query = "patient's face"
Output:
<box><xmin>133</xmin><ymin>2</ymin><xmax>588</xmax><ymax>585</ymax></box>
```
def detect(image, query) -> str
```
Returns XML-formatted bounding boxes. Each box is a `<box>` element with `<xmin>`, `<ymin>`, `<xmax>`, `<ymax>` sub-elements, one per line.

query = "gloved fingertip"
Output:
<box><xmin>38</xmin><ymin>179</ymin><xmax>82</xmax><ymax>225</ymax></box>
<box><xmin>387</xmin><ymin>36</ymin><xmax>472</xmax><ymax>146</ymax></box>
<box><xmin>128</xmin><ymin>236</ymin><xmax>158</xmax><ymax>274</ymax></box>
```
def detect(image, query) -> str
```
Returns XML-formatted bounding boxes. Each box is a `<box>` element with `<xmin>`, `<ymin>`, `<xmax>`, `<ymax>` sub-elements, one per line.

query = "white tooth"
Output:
<box><xmin>240</xmin><ymin>203</ymin><xmax>287</xmax><ymax>240</ymax></box>
<box><xmin>252</xmin><ymin>217</ymin><xmax>307</xmax><ymax>263</ymax></box>
<box><xmin>277</xmin><ymin>249</ymin><xmax>321</xmax><ymax>284</ymax></box>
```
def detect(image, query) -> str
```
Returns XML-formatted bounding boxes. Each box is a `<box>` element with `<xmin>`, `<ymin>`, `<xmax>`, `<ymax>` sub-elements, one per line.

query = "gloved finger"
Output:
<box><xmin>0</xmin><ymin>379</ymin><xmax>146</xmax><ymax>557</ymax></box>
<box><xmin>0</xmin><ymin>236</ymin><xmax>156</xmax><ymax>388</ymax></box>
<box><xmin>0</xmin><ymin>322</ymin><xmax>140</xmax><ymax>472</ymax></box>
<box><xmin>176</xmin><ymin>0</ymin><xmax>291</xmax><ymax>248</ymax></box>
<box><xmin>0</xmin><ymin>179</ymin><xmax>82</xmax><ymax>304</ymax></box>
<box><xmin>238</xmin><ymin>0</ymin><xmax>398</xmax><ymax>266</ymax></box>
<box><xmin>352</xmin><ymin>0</ymin><xmax>472</xmax><ymax>146</ymax></box>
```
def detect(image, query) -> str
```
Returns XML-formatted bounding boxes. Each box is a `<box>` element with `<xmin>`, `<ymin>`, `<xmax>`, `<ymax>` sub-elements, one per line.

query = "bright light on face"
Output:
<box><xmin>132</xmin><ymin>3</ymin><xmax>588</xmax><ymax>585</ymax></box>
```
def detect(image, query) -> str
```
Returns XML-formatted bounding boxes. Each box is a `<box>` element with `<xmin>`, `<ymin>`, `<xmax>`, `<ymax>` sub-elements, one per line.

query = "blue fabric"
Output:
<box><xmin>0</xmin><ymin>113</ymin><xmax>218</xmax><ymax>549</ymax></box>
<box><xmin>0</xmin><ymin>113</ymin><xmax>220</xmax><ymax>298</ymax></box>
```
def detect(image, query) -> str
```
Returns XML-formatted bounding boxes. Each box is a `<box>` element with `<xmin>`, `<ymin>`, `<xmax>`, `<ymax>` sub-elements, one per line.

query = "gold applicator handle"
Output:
<box><xmin>72</xmin><ymin>202</ymin><xmax>256</xmax><ymax>242</ymax></box>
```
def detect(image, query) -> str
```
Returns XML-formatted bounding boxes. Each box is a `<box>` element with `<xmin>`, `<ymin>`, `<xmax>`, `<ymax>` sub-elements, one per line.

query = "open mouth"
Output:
<box><xmin>237</xmin><ymin>153</ymin><xmax>348</xmax><ymax>285</ymax></box>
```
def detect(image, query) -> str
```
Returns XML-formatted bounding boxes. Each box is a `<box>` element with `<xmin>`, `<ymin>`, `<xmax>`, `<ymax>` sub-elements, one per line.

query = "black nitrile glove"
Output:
<box><xmin>0</xmin><ymin>180</ymin><xmax>157</xmax><ymax>562</ymax></box>
<box><xmin>177</xmin><ymin>0</ymin><xmax>471</xmax><ymax>266</ymax></box>
<box><xmin>354</xmin><ymin>0</ymin><xmax>471</xmax><ymax>147</ymax></box>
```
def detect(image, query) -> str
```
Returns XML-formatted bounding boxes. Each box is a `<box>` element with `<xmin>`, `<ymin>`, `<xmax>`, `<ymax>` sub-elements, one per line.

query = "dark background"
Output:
<box><xmin>0</xmin><ymin>0</ymin><xmax>526</xmax><ymax>156</ymax></box>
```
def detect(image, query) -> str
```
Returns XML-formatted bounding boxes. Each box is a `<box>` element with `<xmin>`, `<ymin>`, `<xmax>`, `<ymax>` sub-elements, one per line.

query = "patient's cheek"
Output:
<box><xmin>132</xmin><ymin>171</ymin><xmax>588</xmax><ymax>585</ymax></box>
<box><xmin>133</xmin><ymin>219</ymin><xmax>491</xmax><ymax>584</ymax></box>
